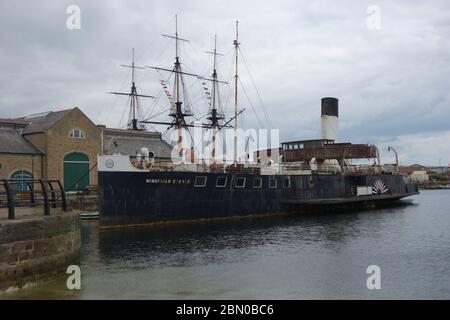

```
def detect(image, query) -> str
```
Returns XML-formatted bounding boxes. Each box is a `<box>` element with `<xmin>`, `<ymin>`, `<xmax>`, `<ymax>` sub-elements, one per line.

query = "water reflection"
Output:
<box><xmin>95</xmin><ymin>201</ymin><xmax>416</xmax><ymax>268</ymax></box>
<box><xmin>5</xmin><ymin>193</ymin><xmax>450</xmax><ymax>299</ymax></box>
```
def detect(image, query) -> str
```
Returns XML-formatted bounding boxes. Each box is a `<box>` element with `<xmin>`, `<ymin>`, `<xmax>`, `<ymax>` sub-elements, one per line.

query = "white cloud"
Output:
<box><xmin>377</xmin><ymin>130</ymin><xmax>450</xmax><ymax>166</ymax></box>
<box><xmin>0</xmin><ymin>0</ymin><xmax>449</xmax><ymax>165</ymax></box>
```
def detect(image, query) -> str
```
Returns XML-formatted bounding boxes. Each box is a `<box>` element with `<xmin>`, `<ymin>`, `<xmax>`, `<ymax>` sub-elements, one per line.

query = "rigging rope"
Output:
<box><xmin>238</xmin><ymin>78</ymin><xmax>265</xmax><ymax>129</ymax></box>
<box><xmin>238</xmin><ymin>47</ymin><xmax>273</xmax><ymax>129</ymax></box>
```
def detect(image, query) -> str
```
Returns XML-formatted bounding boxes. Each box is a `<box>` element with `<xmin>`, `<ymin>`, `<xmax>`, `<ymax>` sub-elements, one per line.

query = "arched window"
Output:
<box><xmin>70</xmin><ymin>129</ymin><xmax>85</xmax><ymax>139</ymax></box>
<box><xmin>10</xmin><ymin>170</ymin><xmax>33</xmax><ymax>192</ymax></box>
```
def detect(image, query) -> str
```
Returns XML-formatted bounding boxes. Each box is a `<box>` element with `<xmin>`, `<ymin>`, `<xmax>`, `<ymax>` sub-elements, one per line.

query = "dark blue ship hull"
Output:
<box><xmin>98</xmin><ymin>171</ymin><xmax>419</xmax><ymax>228</ymax></box>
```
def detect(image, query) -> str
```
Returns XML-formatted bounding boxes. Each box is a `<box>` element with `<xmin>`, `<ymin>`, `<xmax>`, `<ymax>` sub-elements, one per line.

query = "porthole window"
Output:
<box><xmin>283</xmin><ymin>177</ymin><xmax>291</xmax><ymax>188</ymax></box>
<box><xmin>235</xmin><ymin>177</ymin><xmax>246</xmax><ymax>188</ymax></box>
<box><xmin>216</xmin><ymin>177</ymin><xmax>227</xmax><ymax>188</ymax></box>
<box><xmin>70</xmin><ymin>129</ymin><xmax>85</xmax><ymax>139</ymax></box>
<box><xmin>253</xmin><ymin>177</ymin><xmax>262</xmax><ymax>188</ymax></box>
<box><xmin>194</xmin><ymin>176</ymin><xmax>207</xmax><ymax>187</ymax></box>
<box><xmin>269</xmin><ymin>177</ymin><xmax>277</xmax><ymax>188</ymax></box>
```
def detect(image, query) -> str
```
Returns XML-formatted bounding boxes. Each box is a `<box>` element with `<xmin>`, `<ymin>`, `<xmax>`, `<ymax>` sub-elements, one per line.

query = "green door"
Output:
<box><xmin>63</xmin><ymin>152</ymin><xmax>90</xmax><ymax>191</ymax></box>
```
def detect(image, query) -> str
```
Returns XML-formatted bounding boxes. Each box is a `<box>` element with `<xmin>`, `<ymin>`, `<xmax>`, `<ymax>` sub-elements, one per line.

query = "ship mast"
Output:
<box><xmin>172</xmin><ymin>14</ymin><xmax>192</xmax><ymax>156</ymax></box>
<box><xmin>110</xmin><ymin>48</ymin><xmax>155</xmax><ymax>130</ymax></box>
<box><xmin>233</xmin><ymin>21</ymin><xmax>240</xmax><ymax>164</ymax></box>
<box><xmin>206</xmin><ymin>35</ymin><xmax>224</xmax><ymax>162</ymax></box>
<box><xmin>142</xmin><ymin>16</ymin><xmax>244</xmax><ymax>162</ymax></box>
<box><xmin>145</xmin><ymin>15</ymin><xmax>194</xmax><ymax>157</ymax></box>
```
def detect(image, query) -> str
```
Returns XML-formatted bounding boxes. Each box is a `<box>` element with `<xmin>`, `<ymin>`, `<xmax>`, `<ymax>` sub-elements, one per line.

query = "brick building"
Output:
<box><xmin>0</xmin><ymin>107</ymin><xmax>172</xmax><ymax>191</ymax></box>
<box><xmin>0</xmin><ymin>108</ymin><xmax>101</xmax><ymax>191</ymax></box>
<box><xmin>0</xmin><ymin>119</ymin><xmax>44</xmax><ymax>185</ymax></box>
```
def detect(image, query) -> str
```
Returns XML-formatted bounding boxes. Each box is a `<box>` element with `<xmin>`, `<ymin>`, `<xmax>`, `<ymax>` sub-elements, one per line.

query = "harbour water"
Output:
<box><xmin>2</xmin><ymin>190</ymin><xmax>450</xmax><ymax>299</ymax></box>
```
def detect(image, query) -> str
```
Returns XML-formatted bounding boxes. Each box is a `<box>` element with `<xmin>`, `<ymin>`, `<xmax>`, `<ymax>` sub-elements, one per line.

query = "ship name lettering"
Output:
<box><xmin>146</xmin><ymin>178</ymin><xmax>190</xmax><ymax>184</ymax></box>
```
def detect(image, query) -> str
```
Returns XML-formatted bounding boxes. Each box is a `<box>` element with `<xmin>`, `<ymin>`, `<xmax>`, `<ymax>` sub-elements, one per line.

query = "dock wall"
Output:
<box><xmin>0</xmin><ymin>211</ymin><xmax>80</xmax><ymax>291</ymax></box>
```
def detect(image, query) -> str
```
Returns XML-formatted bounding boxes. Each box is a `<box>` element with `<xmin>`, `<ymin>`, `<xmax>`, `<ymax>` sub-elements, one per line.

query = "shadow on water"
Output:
<box><xmin>95</xmin><ymin>199</ymin><xmax>417</xmax><ymax>268</ymax></box>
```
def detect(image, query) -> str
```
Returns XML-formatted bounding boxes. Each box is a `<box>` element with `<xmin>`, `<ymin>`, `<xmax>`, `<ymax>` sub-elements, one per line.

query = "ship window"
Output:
<box><xmin>235</xmin><ymin>177</ymin><xmax>246</xmax><ymax>188</ymax></box>
<box><xmin>253</xmin><ymin>177</ymin><xmax>262</xmax><ymax>188</ymax></box>
<box><xmin>269</xmin><ymin>177</ymin><xmax>277</xmax><ymax>188</ymax></box>
<box><xmin>283</xmin><ymin>177</ymin><xmax>291</xmax><ymax>188</ymax></box>
<box><xmin>194</xmin><ymin>176</ymin><xmax>207</xmax><ymax>187</ymax></box>
<box><xmin>216</xmin><ymin>176</ymin><xmax>227</xmax><ymax>187</ymax></box>
<box><xmin>70</xmin><ymin>129</ymin><xmax>85</xmax><ymax>139</ymax></box>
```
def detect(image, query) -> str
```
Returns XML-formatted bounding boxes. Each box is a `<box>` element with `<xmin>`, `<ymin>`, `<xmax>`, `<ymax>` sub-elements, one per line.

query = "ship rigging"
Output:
<box><xmin>109</xmin><ymin>48</ymin><xmax>155</xmax><ymax>130</ymax></box>
<box><xmin>140</xmin><ymin>15</ymin><xmax>243</xmax><ymax>163</ymax></box>
<box><xmin>110</xmin><ymin>15</ymin><xmax>263</xmax><ymax>164</ymax></box>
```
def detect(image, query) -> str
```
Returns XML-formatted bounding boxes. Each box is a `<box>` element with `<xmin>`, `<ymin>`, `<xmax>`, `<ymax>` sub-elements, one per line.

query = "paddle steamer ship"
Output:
<box><xmin>98</xmin><ymin>17</ymin><xmax>418</xmax><ymax>228</ymax></box>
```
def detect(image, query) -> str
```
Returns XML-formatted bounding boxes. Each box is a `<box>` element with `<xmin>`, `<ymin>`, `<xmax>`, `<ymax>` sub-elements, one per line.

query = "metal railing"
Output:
<box><xmin>0</xmin><ymin>179</ymin><xmax>67</xmax><ymax>219</ymax></box>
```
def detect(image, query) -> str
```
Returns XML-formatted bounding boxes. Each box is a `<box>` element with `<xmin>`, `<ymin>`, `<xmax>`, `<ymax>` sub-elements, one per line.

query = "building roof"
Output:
<box><xmin>282</xmin><ymin>139</ymin><xmax>335</xmax><ymax>145</ymax></box>
<box><xmin>98</xmin><ymin>125</ymin><xmax>162</xmax><ymax>137</ymax></box>
<box><xmin>0</xmin><ymin>126</ymin><xmax>44</xmax><ymax>154</ymax></box>
<box><xmin>102</xmin><ymin>128</ymin><xmax>172</xmax><ymax>158</ymax></box>
<box><xmin>0</xmin><ymin>118</ymin><xmax>29</xmax><ymax>127</ymax></box>
<box><xmin>15</xmin><ymin>109</ymin><xmax>72</xmax><ymax>134</ymax></box>
<box><xmin>409</xmin><ymin>164</ymin><xmax>426</xmax><ymax>168</ymax></box>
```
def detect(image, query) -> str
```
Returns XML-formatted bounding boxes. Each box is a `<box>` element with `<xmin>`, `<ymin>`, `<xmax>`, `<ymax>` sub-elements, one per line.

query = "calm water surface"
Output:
<box><xmin>3</xmin><ymin>190</ymin><xmax>450</xmax><ymax>299</ymax></box>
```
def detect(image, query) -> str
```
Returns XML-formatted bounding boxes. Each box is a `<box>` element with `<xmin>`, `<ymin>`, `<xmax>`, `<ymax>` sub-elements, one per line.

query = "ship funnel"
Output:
<box><xmin>320</xmin><ymin>97</ymin><xmax>339</xmax><ymax>142</ymax></box>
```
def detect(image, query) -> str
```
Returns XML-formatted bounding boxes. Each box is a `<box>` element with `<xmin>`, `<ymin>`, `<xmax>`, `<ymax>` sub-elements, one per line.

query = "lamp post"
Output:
<box><xmin>387</xmin><ymin>146</ymin><xmax>399</xmax><ymax>175</ymax></box>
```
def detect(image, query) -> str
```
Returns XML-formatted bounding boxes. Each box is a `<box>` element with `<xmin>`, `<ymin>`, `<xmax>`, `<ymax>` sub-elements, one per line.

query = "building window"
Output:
<box><xmin>70</xmin><ymin>129</ymin><xmax>85</xmax><ymax>139</ymax></box>
<box><xmin>283</xmin><ymin>177</ymin><xmax>291</xmax><ymax>188</ymax></box>
<box><xmin>194</xmin><ymin>176</ymin><xmax>207</xmax><ymax>187</ymax></box>
<box><xmin>216</xmin><ymin>177</ymin><xmax>227</xmax><ymax>188</ymax></box>
<box><xmin>10</xmin><ymin>170</ymin><xmax>33</xmax><ymax>192</ymax></box>
<box><xmin>253</xmin><ymin>177</ymin><xmax>262</xmax><ymax>188</ymax></box>
<box><xmin>269</xmin><ymin>177</ymin><xmax>277</xmax><ymax>188</ymax></box>
<box><xmin>235</xmin><ymin>177</ymin><xmax>246</xmax><ymax>188</ymax></box>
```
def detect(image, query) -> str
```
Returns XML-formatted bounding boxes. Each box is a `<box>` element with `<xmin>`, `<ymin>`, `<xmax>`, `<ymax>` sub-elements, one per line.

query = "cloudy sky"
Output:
<box><xmin>0</xmin><ymin>0</ymin><xmax>449</xmax><ymax>166</ymax></box>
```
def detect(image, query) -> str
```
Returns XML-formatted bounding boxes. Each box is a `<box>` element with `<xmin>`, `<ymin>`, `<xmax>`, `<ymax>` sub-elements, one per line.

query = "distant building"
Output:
<box><xmin>399</xmin><ymin>164</ymin><xmax>431</xmax><ymax>183</ymax></box>
<box><xmin>425</xmin><ymin>166</ymin><xmax>450</xmax><ymax>174</ymax></box>
<box><xmin>0</xmin><ymin>107</ymin><xmax>172</xmax><ymax>191</ymax></box>
<box><xmin>408</xmin><ymin>170</ymin><xmax>430</xmax><ymax>183</ymax></box>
